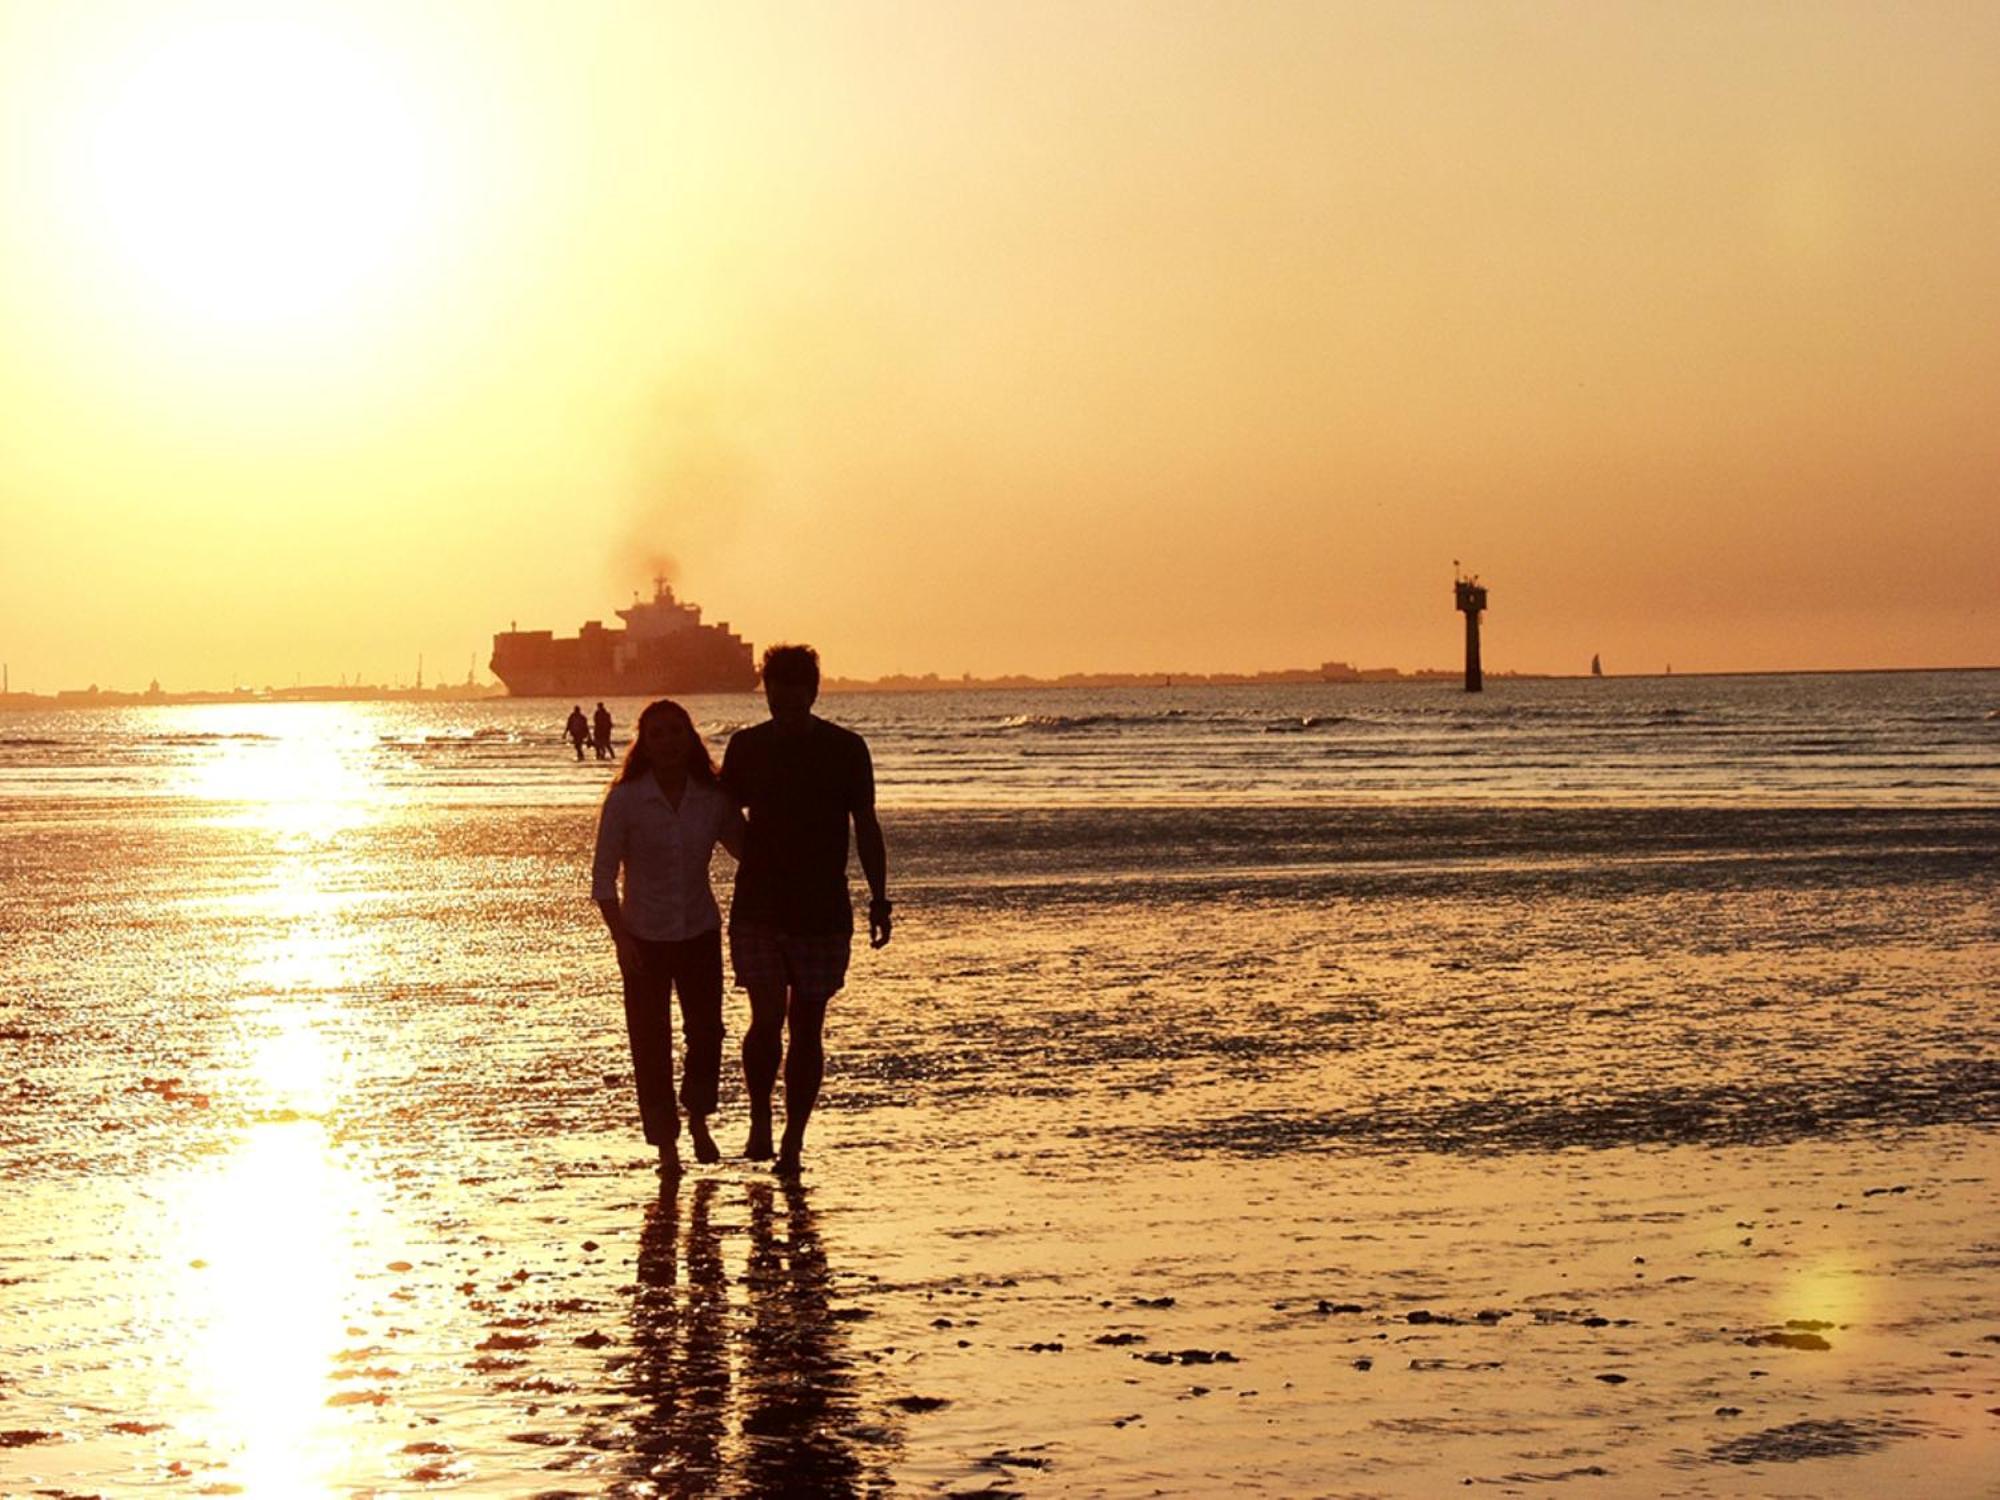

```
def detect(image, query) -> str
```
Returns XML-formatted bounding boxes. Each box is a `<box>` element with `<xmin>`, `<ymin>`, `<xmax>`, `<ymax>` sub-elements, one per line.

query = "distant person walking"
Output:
<box><xmin>722</xmin><ymin>644</ymin><xmax>891</xmax><ymax>1174</ymax></box>
<box><xmin>593</xmin><ymin>702</ymin><xmax>615</xmax><ymax>761</ymax></box>
<box><xmin>593</xmin><ymin>700</ymin><xmax>744</xmax><ymax>1176</ymax></box>
<box><xmin>565</xmin><ymin>705</ymin><xmax>590</xmax><ymax>760</ymax></box>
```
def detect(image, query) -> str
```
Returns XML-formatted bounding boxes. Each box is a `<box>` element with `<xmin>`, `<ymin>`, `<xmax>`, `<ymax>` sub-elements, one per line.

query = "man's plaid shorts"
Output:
<box><xmin>728</xmin><ymin>921</ymin><xmax>852</xmax><ymax>1001</ymax></box>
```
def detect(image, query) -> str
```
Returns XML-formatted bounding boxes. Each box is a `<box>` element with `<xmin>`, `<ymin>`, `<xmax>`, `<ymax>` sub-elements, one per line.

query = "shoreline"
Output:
<box><xmin>0</xmin><ymin>661</ymin><xmax>1994</xmax><ymax>709</ymax></box>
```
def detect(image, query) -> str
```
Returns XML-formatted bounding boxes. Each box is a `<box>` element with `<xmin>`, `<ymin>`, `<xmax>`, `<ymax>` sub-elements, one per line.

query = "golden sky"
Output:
<box><xmin>2</xmin><ymin>0</ymin><xmax>1995</xmax><ymax>689</ymax></box>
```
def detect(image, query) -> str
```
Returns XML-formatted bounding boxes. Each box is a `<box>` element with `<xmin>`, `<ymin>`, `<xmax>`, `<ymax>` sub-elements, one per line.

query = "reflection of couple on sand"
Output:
<box><xmin>610</xmin><ymin>1176</ymin><xmax>870</xmax><ymax>1495</ymax></box>
<box><xmin>591</xmin><ymin>644</ymin><xmax>891</xmax><ymax>1177</ymax></box>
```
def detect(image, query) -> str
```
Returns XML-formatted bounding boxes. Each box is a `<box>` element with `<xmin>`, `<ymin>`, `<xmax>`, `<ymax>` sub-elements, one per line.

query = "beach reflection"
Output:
<box><xmin>187</xmin><ymin>706</ymin><xmax>384</xmax><ymax>1120</ymax></box>
<box><xmin>231</xmin><ymin>867</ymin><xmax>361</xmax><ymax>1119</ymax></box>
<box><xmin>739</xmin><ymin>1179</ymin><xmax>866</xmax><ymax>1496</ymax></box>
<box><xmin>624</xmin><ymin>1181</ymin><xmax>730</xmax><ymax>1490</ymax></box>
<box><xmin>157</xmin><ymin>1122</ymin><xmax>387</xmax><ymax>1496</ymax></box>
<box><xmin>150</xmin><ymin>707</ymin><xmax>388</xmax><ymax>1488</ymax></box>
<box><xmin>168</xmin><ymin>702</ymin><xmax>386</xmax><ymax>840</ymax></box>
<box><xmin>612</xmin><ymin>1178</ymin><xmax>873</xmax><ymax>1497</ymax></box>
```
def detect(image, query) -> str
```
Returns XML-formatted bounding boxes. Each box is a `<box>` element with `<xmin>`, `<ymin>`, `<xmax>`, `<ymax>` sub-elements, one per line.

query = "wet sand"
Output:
<box><xmin>5</xmin><ymin>1124</ymin><xmax>1996</xmax><ymax>1496</ymax></box>
<box><xmin>4</xmin><ymin>760</ymin><xmax>1997</xmax><ymax>1492</ymax></box>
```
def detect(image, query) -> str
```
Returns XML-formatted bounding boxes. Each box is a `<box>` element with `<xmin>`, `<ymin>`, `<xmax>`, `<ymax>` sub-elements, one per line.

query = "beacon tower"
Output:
<box><xmin>1454</xmin><ymin>569</ymin><xmax>1487</xmax><ymax>693</ymax></box>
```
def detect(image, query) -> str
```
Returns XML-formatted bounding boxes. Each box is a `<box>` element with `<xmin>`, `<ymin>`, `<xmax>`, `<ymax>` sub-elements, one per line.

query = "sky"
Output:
<box><xmin>1</xmin><ymin>0</ymin><xmax>1995</xmax><ymax>690</ymax></box>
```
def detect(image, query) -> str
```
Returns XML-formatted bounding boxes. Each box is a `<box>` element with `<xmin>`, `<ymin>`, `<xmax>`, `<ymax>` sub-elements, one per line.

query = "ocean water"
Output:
<box><xmin>2</xmin><ymin>671</ymin><xmax>1996</xmax><ymax>1495</ymax></box>
<box><xmin>3</xmin><ymin>669</ymin><xmax>1996</xmax><ymax>809</ymax></box>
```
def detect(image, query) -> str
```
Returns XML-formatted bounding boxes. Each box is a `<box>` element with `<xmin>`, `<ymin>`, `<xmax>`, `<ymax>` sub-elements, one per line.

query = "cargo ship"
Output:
<box><xmin>490</xmin><ymin>578</ymin><xmax>757</xmax><ymax>697</ymax></box>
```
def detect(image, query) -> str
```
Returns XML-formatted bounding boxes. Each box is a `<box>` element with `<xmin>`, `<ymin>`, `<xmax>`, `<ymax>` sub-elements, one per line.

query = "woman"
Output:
<box><xmin>592</xmin><ymin>699</ymin><xmax>743</xmax><ymax>1175</ymax></box>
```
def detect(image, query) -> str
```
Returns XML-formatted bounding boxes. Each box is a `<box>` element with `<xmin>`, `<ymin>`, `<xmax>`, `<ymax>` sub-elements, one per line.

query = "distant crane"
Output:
<box><xmin>1453</xmin><ymin>564</ymin><xmax>1488</xmax><ymax>693</ymax></box>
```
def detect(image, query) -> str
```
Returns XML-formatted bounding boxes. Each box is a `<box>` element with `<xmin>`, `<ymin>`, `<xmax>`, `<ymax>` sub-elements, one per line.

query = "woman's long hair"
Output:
<box><xmin>613</xmin><ymin>698</ymin><xmax>721</xmax><ymax>789</ymax></box>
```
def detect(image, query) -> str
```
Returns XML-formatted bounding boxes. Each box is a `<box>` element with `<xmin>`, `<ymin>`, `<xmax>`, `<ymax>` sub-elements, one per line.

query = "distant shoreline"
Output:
<box><xmin>0</xmin><ymin>662</ymin><xmax>1992</xmax><ymax>708</ymax></box>
<box><xmin>821</xmin><ymin>663</ymin><xmax>1998</xmax><ymax>693</ymax></box>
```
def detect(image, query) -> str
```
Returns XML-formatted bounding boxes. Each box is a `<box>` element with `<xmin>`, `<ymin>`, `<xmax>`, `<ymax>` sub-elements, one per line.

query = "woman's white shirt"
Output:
<box><xmin>590</xmin><ymin>777</ymin><xmax>739</xmax><ymax>941</ymax></box>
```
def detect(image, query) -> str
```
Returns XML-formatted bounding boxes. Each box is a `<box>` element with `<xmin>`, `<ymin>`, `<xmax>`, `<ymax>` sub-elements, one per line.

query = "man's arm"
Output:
<box><xmin>717</xmin><ymin>800</ymin><xmax>746</xmax><ymax>861</ymax></box>
<box><xmin>849</xmin><ymin>738</ymin><xmax>889</xmax><ymax>947</ymax></box>
<box><xmin>854</xmin><ymin>807</ymin><xmax>890</xmax><ymax>948</ymax></box>
<box><xmin>718</xmin><ymin>733</ymin><xmax>748</xmax><ymax>808</ymax></box>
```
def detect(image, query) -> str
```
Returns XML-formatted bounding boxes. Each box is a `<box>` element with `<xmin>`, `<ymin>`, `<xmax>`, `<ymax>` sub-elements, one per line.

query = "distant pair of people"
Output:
<box><xmin>566</xmin><ymin>703</ymin><xmax>617</xmax><ymax>760</ymax></box>
<box><xmin>590</xmin><ymin>646</ymin><xmax>891</xmax><ymax>1176</ymax></box>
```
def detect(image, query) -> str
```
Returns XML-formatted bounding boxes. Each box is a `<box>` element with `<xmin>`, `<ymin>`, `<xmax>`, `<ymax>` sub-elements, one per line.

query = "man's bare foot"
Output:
<box><xmin>744</xmin><ymin>1128</ymin><xmax>775</xmax><ymax>1160</ymax></box>
<box><xmin>687</xmin><ymin>1116</ymin><xmax>720</xmax><ymax>1165</ymax></box>
<box><xmin>657</xmin><ymin>1142</ymin><xmax>683</xmax><ymax>1177</ymax></box>
<box><xmin>774</xmin><ymin>1131</ymin><xmax>804</xmax><ymax>1175</ymax></box>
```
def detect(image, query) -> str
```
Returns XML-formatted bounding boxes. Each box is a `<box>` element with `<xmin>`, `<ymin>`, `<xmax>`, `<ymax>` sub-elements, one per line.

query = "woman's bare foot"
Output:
<box><xmin>744</xmin><ymin>1113</ymin><xmax>775</xmax><ymax>1160</ymax></box>
<box><xmin>687</xmin><ymin>1116</ymin><xmax>721</xmax><ymax>1165</ymax></box>
<box><xmin>657</xmin><ymin>1142</ymin><xmax>683</xmax><ymax>1177</ymax></box>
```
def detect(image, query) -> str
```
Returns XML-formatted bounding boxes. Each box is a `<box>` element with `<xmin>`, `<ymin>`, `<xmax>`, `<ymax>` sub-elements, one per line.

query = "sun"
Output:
<box><xmin>79</xmin><ymin>13</ymin><xmax>440</xmax><ymax>334</ymax></box>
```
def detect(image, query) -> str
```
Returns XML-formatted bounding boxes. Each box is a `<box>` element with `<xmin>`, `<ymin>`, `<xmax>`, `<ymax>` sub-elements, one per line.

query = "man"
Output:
<box><xmin>721</xmin><ymin>644</ymin><xmax>891</xmax><ymax>1173</ymax></box>
<box><xmin>592</xmin><ymin>701</ymin><xmax>615</xmax><ymax>760</ymax></box>
<box><xmin>565</xmin><ymin>704</ymin><xmax>589</xmax><ymax>760</ymax></box>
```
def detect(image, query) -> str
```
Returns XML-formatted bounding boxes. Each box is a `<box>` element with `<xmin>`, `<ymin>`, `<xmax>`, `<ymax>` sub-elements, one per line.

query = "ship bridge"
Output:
<box><xmin>616</xmin><ymin>577</ymin><xmax>702</xmax><ymax>640</ymax></box>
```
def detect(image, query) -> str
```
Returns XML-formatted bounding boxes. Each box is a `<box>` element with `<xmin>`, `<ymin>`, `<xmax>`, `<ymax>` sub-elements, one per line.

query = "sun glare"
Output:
<box><xmin>163</xmin><ymin>1123</ymin><xmax>385</xmax><ymax>1495</ymax></box>
<box><xmin>80</xmin><ymin>14</ymin><xmax>439</xmax><ymax>333</ymax></box>
<box><xmin>173</xmin><ymin>704</ymin><xmax>382</xmax><ymax>840</ymax></box>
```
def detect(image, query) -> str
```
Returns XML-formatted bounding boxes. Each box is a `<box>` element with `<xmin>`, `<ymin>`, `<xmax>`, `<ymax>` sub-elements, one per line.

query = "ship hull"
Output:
<box><xmin>488</xmin><ymin>663</ymin><xmax>757</xmax><ymax>697</ymax></box>
<box><xmin>491</xmin><ymin>591</ymin><xmax>757</xmax><ymax>697</ymax></box>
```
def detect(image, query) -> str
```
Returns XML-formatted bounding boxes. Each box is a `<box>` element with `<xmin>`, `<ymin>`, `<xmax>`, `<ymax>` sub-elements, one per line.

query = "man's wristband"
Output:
<box><xmin>869</xmin><ymin>897</ymin><xmax>893</xmax><ymax>913</ymax></box>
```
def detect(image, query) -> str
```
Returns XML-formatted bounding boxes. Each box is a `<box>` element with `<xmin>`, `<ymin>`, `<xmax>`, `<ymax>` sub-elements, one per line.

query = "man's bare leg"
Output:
<box><xmin>776</xmin><ymin>993</ymin><xmax>829</xmax><ymax>1174</ymax></box>
<box><xmin>741</xmin><ymin>985</ymin><xmax>787</xmax><ymax>1159</ymax></box>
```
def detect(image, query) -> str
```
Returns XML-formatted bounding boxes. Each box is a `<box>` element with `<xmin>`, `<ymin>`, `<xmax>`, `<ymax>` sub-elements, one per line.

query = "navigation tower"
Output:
<box><xmin>1453</xmin><ymin>566</ymin><xmax>1488</xmax><ymax>693</ymax></box>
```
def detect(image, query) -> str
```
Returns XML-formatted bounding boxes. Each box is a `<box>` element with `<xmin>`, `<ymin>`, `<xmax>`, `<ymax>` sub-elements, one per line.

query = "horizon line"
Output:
<box><xmin>1</xmin><ymin>661</ymin><xmax>1996</xmax><ymax>705</ymax></box>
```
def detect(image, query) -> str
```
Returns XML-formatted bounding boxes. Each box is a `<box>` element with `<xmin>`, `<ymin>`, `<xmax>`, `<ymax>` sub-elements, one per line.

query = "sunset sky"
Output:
<box><xmin>2</xmin><ymin>0</ymin><xmax>1995</xmax><ymax>690</ymax></box>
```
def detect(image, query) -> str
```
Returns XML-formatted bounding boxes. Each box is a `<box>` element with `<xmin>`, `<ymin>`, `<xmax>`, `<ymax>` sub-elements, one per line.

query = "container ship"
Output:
<box><xmin>490</xmin><ymin>578</ymin><xmax>757</xmax><ymax>697</ymax></box>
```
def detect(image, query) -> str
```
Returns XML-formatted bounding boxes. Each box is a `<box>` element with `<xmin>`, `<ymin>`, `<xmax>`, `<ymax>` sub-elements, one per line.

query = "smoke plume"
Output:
<box><xmin>612</xmin><ymin>376</ymin><xmax>755</xmax><ymax>596</ymax></box>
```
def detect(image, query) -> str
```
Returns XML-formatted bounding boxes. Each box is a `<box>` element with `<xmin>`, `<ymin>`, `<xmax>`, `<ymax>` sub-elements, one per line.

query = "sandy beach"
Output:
<box><xmin>7</xmin><ymin>1121</ymin><xmax>1996</xmax><ymax>1495</ymax></box>
<box><xmin>3</xmin><ymin>687</ymin><xmax>1996</xmax><ymax>1496</ymax></box>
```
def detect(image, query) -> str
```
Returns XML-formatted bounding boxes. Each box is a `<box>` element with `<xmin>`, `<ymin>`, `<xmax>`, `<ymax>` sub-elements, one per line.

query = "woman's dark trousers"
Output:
<box><xmin>619</xmin><ymin>929</ymin><xmax>724</xmax><ymax>1145</ymax></box>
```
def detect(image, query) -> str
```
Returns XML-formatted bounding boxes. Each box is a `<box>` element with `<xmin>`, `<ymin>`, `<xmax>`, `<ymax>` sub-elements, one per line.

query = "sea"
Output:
<box><xmin>2</xmin><ymin>670</ymin><xmax>1996</xmax><ymax>1496</ymax></box>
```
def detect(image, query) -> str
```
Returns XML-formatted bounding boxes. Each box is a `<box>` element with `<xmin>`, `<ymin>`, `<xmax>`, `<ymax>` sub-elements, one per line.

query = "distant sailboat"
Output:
<box><xmin>1590</xmin><ymin>653</ymin><xmax>1602</xmax><ymax>677</ymax></box>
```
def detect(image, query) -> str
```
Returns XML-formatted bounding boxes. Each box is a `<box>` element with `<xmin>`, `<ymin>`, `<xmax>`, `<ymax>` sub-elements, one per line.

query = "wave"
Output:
<box><xmin>380</xmin><ymin>728</ymin><xmax>521</xmax><ymax>746</ymax></box>
<box><xmin>144</xmin><ymin>732</ymin><xmax>278</xmax><ymax>745</ymax></box>
<box><xmin>1262</xmin><ymin>715</ymin><xmax>1348</xmax><ymax>733</ymax></box>
<box><xmin>995</xmin><ymin>710</ymin><xmax>1194</xmax><ymax>733</ymax></box>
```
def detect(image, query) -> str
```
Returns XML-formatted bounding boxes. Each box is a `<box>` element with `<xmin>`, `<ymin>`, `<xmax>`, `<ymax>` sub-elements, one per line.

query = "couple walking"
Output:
<box><xmin>591</xmin><ymin>644</ymin><xmax>890</xmax><ymax>1177</ymax></box>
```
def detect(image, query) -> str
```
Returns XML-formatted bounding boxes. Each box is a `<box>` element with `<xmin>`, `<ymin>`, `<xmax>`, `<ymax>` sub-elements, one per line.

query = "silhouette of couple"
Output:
<box><xmin>591</xmin><ymin>645</ymin><xmax>890</xmax><ymax>1177</ymax></box>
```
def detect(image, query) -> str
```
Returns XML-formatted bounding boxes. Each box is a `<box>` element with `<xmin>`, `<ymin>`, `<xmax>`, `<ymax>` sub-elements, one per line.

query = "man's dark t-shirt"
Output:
<box><xmin>721</xmin><ymin>717</ymin><xmax>874</xmax><ymax>934</ymax></box>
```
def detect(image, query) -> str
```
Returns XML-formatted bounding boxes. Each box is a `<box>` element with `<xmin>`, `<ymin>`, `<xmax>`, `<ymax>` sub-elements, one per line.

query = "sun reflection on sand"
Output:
<box><xmin>1776</xmin><ymin>1253</ymin><xmax>1871</xmax><ymax>1334</ymax></box>
<box><xmin>169</xmin><ymin>704</ymin><xmax>388</xmax><ymax>841</ymax></box>
<box><xmin>160</xmin><ymin>1122</ymin><xmax>389</xmax><ymax>1497</ymax></box>
<box><xmin>169</xmin><ymin>705</ymin><xmax>394</xmax><ymax>1122</ymax></box>
<box><xmin>148</xmin><ymin>712</ymin><xmax>397</xmax><ymax>1489</ymax></box>
<box><xmin>236</xmin><ymin>1014</ymin><xmax>348</xmax><ymax>1120</ymax></box>
<box><xmin>237</xmin><ymin>863</ymin><xmax>367</xmax><ymax>988</ymax></box>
